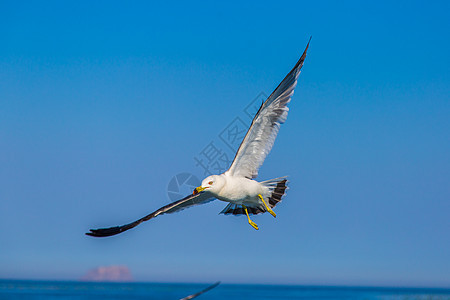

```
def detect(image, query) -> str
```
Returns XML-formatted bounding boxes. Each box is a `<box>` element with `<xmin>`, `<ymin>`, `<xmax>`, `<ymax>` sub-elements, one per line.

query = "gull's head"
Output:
<box><xmin>193</xmin><ymin>175</ymin><xmax>225</xmax><ymax>196</ymax></box>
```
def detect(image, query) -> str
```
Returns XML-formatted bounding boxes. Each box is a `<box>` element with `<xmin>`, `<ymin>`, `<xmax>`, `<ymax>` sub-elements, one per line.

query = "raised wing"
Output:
<box><xmin>86</xmin><ymin>192</ymin><xmax>213</xmax><ymax>237</ymax></box>
<box><xmin>225</xmin><ymin>38</ymin><xmax>310</xmax><ymax>179</ymax></box>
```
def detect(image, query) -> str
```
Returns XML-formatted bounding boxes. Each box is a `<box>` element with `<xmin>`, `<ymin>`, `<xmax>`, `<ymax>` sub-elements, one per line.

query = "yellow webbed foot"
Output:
<box><xmin>243</xmin><ymin>205</ymin><xmax>259</xmax><ymax>230</ymax></box>
<box><xmin>268</xmin><ymin>210</ymin><xmax>276</xmax><ymax>218</ymax></box>
<box><xmin>248</xmin><ymin>220</ymin><xmax>259</xmax><ymax>230</ymax></box>
<box><xmin>258</xmin><ymin>194</ymin><xmax>276</xmax><ymax>218</ymax></box>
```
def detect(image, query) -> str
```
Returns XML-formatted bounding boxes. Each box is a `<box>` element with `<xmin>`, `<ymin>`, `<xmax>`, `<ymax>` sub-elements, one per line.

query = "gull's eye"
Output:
<box><xmin>208</xmin><ymin>181</ymin><xmax>213</xmax><ymax>185</ymax></box>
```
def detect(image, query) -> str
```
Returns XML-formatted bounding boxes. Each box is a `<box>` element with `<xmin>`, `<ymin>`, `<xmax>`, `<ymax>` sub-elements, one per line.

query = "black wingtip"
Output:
<box><xmin>85</xmin><ymin>226</ymin><xmax>123</xmax><ymax>237</ymax></box>
<box><xmin>304</xmin><ymin>36</ymin><xmax>312</xmax><ymax>54</ymax></box>
<box><xmin>291</xmin><ymin>37</ymin><xmax>311</xmax><ymax>71</ymax></box>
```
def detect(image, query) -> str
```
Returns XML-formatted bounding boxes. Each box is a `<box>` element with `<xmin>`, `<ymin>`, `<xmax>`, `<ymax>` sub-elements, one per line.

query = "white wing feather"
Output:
<box><xmin>225</xmin><ymin>39</ymin><xmax>310</xmax><ymax>179</ymax></box>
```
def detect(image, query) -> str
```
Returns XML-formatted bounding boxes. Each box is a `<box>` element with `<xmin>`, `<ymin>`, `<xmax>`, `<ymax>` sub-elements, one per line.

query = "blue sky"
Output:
<box><xmin>1</xmin><ymin>0</ymin><xmax>449</xmax><ymax>287</ymax></box>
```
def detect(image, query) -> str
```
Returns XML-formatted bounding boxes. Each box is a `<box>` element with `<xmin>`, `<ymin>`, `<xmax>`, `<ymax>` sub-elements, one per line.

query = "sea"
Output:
<box><xmin>0</xmin><ymin>280</ymin><xmax>449</xmax><ymax>299</ymax></box>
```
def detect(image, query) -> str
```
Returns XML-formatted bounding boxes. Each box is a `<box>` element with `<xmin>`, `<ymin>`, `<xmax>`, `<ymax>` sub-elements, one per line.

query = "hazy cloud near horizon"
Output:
<box><xmin>81</xmin><ymin>266</ymin><xmax>132</xmax><ymax>282</ymax></box>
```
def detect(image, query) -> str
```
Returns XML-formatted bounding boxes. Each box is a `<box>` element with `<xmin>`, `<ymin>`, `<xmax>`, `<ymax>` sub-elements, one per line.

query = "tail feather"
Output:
<box><xmin>266</xmin><ymin>178</ymin><xmax>288</xmax><ymax>208</ymax></box>
<box><xmin>219</xmin><ymin>203</ymin><xmax>265</xmax><ymax>215</ymax></box>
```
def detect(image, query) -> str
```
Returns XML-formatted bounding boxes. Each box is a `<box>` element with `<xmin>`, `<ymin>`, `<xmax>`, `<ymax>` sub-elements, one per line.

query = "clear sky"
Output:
<box><xmin>1</xmin><ymin>0</ymin><xmax>449</xmax><ymax>288</ymax></box>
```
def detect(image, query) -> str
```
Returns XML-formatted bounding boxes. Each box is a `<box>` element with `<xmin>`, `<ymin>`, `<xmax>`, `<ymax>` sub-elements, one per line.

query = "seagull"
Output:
<box><xmin>86</xmin><ymin>38</ymin><xmax>310</xmax><ymax>237</ymax></box>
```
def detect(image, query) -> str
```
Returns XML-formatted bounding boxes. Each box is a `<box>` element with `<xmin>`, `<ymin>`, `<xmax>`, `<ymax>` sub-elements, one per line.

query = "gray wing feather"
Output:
<box><xmin>225</xmin><ymin>38</ymin><xmax>310</xmax><ymax>179</ymax></box>
<box><xmin>86</xmin><ymin>192</ymin><xmax>213</xmax><ymax>237</ymax></box>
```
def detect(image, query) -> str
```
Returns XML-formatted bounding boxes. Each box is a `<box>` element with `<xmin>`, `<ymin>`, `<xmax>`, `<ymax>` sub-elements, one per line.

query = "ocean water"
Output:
<box><xmin>0</xmin><ymin>280</ymin><xmax>449</xmax><ymax>300</ymax></box>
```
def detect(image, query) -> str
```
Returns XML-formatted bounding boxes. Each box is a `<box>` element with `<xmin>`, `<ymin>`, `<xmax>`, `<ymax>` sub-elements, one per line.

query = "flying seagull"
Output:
<box><xmin>86</xmin><ymin>38</ymin><xmax>310</xmax><ymax>237</ymax></box>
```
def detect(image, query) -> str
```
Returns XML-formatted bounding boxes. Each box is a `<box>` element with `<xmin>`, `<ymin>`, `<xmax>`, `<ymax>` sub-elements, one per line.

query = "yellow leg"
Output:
<box><xmin>243</xmin><ymin>205</ymin><xmax>259</xmax><ymax>230</ymax></box>
<box><xmin>258</xmin><ymin>194</ymin><xmax>276</xmax><ymax>218</ymax></box>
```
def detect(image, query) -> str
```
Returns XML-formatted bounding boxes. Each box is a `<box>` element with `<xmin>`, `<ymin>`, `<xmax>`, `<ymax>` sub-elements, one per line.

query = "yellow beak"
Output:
<box><xmin>193</xmin><ymin>186</ymin><xmax>207</xmax><ymax>195</ymax></box>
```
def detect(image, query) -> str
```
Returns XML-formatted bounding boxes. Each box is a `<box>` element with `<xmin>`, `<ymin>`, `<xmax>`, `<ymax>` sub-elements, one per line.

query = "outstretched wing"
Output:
<box><xmin>86</xmin><ymin>192</ymin><xmax>214</xmax><ymax>237</ymax></box>
<box><xmin>180</xmin><ymin>281</ymin><xmax>221</xmax><ymax>300</ymax></box>
<box><xmin>225</xmin><ymin>38</ymin><xmax>310</xmax><ymax>179</ymax></box>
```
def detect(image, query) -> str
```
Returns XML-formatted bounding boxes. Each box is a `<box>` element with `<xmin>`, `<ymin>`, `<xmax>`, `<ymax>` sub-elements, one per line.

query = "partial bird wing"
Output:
<box><xmin>86</xmin><ymin>192</ymin><xmax>214</xmax><ymax>237</ymax></box>
<box><xmin>180</xmin><ymin>281</ymin><xmax>221</xmax><ymax>300</ymax></box>
<box><xmin>225</xmin><ymin>38</ymin><xmax>310</xmax><ymax>179</ymax></box>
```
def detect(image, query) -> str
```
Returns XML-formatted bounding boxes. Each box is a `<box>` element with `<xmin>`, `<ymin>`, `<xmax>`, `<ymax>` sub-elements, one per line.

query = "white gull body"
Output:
<box><xmin>200</xmin><ymin>174</ymin><xmax>270</xmax><ymax>205</ymax></box>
